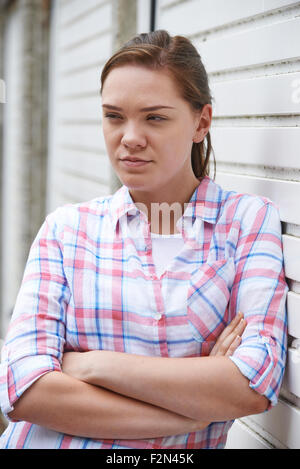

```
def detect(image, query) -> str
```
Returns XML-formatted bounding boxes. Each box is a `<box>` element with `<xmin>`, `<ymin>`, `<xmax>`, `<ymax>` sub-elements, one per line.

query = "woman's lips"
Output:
<box><xmin>120</xmin><ymin>159</ymin><xmax>152</xmax><ymax>167</ymax></box>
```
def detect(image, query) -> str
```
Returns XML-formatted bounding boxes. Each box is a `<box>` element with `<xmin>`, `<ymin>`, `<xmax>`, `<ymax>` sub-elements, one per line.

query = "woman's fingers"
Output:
<box><xmin>217</xmin><ymin>311</ymin><xmax>243</xmax><ymax>342</ymax></box>
<box><xmin>210</xmin><ymin>312</ymin><xmax>247</xmax><ymax>357</ymax></box>
<box><xmin>225</xmin><ymin>335</ymin><xmax>242</xmax><ymax>357</ymax></box>
<box><xmin>218</xmin><ymin>316</ymin><xmax>247</xmax><ymax>355</ymax></box>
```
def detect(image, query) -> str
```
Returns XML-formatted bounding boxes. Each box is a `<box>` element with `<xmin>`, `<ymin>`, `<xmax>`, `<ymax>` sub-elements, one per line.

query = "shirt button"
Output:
<box><xmin>154</xmin><ymin>313</ymin><xmax>162</xmax><ymax>321</ymax></box>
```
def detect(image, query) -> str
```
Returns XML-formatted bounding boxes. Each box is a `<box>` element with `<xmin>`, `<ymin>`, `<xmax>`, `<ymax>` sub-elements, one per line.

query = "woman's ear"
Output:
<box><xmin>193</xmin><ymin>104</ymin><xmax>212</xmax><ymax>143</ymax></box>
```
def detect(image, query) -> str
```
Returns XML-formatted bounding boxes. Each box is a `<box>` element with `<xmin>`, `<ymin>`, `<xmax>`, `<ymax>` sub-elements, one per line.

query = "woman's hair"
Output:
<box><xmin>100</xmin><ymin>30</ymin><xmax>215</xmax><ymax>180</ymax></box>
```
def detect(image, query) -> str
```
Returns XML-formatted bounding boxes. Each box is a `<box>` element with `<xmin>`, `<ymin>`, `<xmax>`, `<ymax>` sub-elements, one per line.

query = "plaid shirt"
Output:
<box><xmin>0</xmin><ymin>176</ymin><xmax>288</xmax><ymax>449</ymax></box>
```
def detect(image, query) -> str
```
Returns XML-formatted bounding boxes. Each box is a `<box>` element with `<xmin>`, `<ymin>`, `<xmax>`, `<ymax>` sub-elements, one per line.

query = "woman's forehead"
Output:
<box><xmin>101</xmin><ymin>65</ymin><xmax>183</xmax><ymax>103</ymax></box>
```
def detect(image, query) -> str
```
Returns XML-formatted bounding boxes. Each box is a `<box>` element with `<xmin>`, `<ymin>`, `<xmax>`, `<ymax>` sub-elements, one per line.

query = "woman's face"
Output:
<box><xmin>101</xmin><ymin>65</ymin><xmax>210</xmax><ymax>195</ymax></box>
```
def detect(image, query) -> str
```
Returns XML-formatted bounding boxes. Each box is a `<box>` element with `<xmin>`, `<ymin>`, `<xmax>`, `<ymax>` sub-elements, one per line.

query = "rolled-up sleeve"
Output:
<box><xmin>228</xmin><ymin>199</ymin><xmax>288</xmax><ymax>409</ymax></box>
<box><xmin>0</xmin><ymin>209</ymin><xmax>70</xmax><ymax>420</ymax></box>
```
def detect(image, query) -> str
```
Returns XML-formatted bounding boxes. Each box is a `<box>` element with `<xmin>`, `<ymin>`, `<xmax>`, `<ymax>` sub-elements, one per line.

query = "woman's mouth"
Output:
<box><xmin>119</xmin><ymin>157</ymin><xmax>152</xmax><ymax>167</ymax></box>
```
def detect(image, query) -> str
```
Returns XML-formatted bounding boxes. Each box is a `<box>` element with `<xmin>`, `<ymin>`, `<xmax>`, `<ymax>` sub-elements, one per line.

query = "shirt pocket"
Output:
<box><xmin>186</xmin><ymin>257</ymin><xmax>236</xmax><ymax>345</ymax></box>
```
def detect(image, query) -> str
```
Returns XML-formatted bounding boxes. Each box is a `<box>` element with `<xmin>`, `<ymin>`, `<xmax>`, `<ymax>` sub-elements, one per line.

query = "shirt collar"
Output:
<box><xmin>109</xmin><ymin>175</ymin><xmax>223</xmax><ymax>233</ymax></box>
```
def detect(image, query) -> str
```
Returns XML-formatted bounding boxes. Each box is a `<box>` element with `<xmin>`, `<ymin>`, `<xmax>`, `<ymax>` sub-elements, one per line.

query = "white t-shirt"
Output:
<box><xmin>150</xmin><ymin>231</ymin><xmax>184</xmax><ymax>277</ymax></box>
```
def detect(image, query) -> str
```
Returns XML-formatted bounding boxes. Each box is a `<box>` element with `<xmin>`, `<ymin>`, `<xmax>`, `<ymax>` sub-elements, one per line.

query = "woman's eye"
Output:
<box><xmin>104</xmin><ymin>113</ymin><xmax>122</xmax><ymax>120</ymax></box>
<box><xmin>147</xmin><ymin>115</ymin><xmax>166</xmax><ymax>122</ymax></box>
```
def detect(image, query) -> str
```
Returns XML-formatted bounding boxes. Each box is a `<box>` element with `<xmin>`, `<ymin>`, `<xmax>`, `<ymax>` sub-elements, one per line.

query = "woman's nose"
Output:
<box><xmin>121</xmin><ymin>125</ymin><xmax>147</xmax><ymax>149</ymax></box>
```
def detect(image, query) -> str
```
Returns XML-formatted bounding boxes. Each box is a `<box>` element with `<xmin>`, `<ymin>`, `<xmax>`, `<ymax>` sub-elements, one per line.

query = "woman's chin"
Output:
<box><xmin>117</xmin><ymin>174</ymin><xmax>152</xmax><ymax>192</ymax></box>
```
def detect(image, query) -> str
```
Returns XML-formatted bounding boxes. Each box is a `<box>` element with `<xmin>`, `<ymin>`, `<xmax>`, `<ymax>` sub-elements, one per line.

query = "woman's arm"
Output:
<box><xmin>74</xmin><ymin>352</ymin><xmax>267</xmax><ymax>422</ymax></box>
<box><xmin>9</xmin><ymin>371</ymin><xmax>208</xmax><ymax>439</ymax></box>
<box><xmin>62</xmin><ymin>313</ymin><xmax>266</xmax><ymax>423</ymax></box>
<box><xmin>9</xmin><ymin>311</ymin><xmax>245</xmax><ymax>439</ymax></box>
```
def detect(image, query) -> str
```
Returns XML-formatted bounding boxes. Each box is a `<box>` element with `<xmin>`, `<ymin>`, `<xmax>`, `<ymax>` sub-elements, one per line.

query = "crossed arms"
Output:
<box><xmin>9</xmin><ymin>313</ymin><xmax>268</xmax><ymax>440</ymax></box>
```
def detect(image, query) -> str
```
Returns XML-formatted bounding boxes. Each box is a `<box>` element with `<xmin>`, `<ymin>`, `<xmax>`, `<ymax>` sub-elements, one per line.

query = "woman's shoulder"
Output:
<box><xmin>212</xmin><ymin>179</ymin><xmax>281</xmax><ymax>228</ymax></box>
<box><xmin>219</xmin><ymin>183</ymin><xmax>279</xmax><ymax>215</ymax></box>
<box><xmin>44</xmin><ymin>194</ymin><xmax>114</xmax><ymax>231</ymax></box>
<box><xmin>205</xmin><ymin>176</ymin><xmax>278</xmax><ymax>211</ymax></box>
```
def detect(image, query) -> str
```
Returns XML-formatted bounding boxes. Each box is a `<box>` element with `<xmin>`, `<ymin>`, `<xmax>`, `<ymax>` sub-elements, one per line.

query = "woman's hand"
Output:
<box><xmin>195</xmin><ymin>312</ymin><xmax>247</xmax><ymax>430</ymax></box>
<box><xmin>210</xmin><ymin>311</ymin><xmax>246</xmax><ymax>357</ymax></box>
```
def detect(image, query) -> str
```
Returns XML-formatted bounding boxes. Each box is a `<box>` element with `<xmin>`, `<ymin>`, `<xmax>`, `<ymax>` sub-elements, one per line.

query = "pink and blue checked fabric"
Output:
<box><xmin>0</xmin><ymin>176</ymin><xmax>288</xmax><ymax>449</ymax></box>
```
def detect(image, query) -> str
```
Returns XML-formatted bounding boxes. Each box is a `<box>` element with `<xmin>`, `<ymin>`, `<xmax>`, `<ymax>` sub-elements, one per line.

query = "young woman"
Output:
<box><xmin>0</xmin><ymin>30</ymin><xmax>288</xmax><ymax>449</ymax></box>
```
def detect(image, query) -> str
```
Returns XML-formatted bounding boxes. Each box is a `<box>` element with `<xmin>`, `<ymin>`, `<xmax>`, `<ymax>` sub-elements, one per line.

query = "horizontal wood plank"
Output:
<box><xmin>287</xmin><ymin>291</ymin><xmax>300</xmax><ymax>339</ymax></box>
<box><xmin>160</xmin><ymin>0</ymin><xmax>298</xmax><ymax>8</ymax></box>
<box><xmin>57</xmin><ymin>148</ymin><xmax>111</xmax><ymax>183</ymax></box>
<box><xmin>57</xmin><ymin>33</ymin><xmax>112</xmax><ymax>74</ymax></box>
<box><xmin>57</xmin><ymin>122</ymin><xmax>106</xmax><ymax>152</ymax></box>
<box><xmin>56</xmin><ymin>170</ymin><xmax>110</xmax><ymax>203</ymax></box>
<box><xmin>195</xmin><ymin>17</ymin><xmax>300</xmax><ymax>73</ymax></box>
<box><xmin>283</xmin><ymin>347</ymin><xmax>300</xmax><ymax>398</ymax></box>
<box><xmin>56</xmin><ymin>94</ymin><xmax>102</xmax><ymax>121</ymax></box>
<box><xmin>282</xmin><ymin>235</ymin><xmax>300</xmax><ymax>282</ymax></box>
<box><xmin>58</xmin><ymin>64</ymin><xmax>103</xmax><ymax>96</ymax></box>
<box><xmin>59</xmin><ymin>2</ymin><xmax>112</xmax><ymax>49</ymax></box>
<box><xmin>215</xmin><ymin>172</ymin><xmax>300</xmax><ymax>225</ymax></box>
<box><xmin>211</xmin><ymin>72</ymin><xmax>300</xmax><ymax>117</ymax></box>
<box><xmin>211</xmin><ymin>126</ymin><xmax>300</xmax><ymax>169</ymax></box>
<box><xmin>157</xmin><ymin>0</ymin><xmax>300</xmax><ymax>36</ymax></box>
<box><xmin>264</xmin><ymin>0</ymin><xmax>300</xmax><ymax>8</ymax></box>
<box><xmin>158</xmin><ymin>0</ymin><xmax>265</xmax><ymax>36</ymax></box>
<box><xmin>248</xmin><ymin>398</ymin><xmax>300</xmax><ymax>448</ymax></box>
<box><xmin>60</xmin><ymin>0</ymin><xmax>109</xmax><ymax>26</ymax></box>
<box><xmin>225</xmin><ymin>419</ymin><xmax>273</xmax><ymax>448</ymax></box>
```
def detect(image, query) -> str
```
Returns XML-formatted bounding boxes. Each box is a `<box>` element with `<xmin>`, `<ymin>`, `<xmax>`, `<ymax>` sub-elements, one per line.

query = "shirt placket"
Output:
<box><xmin>141</xmin><ymin>220</ymin><xmax>170</xmax><ymax>358</ymax></box>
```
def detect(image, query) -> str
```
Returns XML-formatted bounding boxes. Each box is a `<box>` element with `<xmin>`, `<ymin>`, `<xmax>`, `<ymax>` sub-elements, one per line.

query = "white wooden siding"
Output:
<box><xmin>1</xmin><ymin>2</ymin><xmax>25</xmax><ymax>335</ymax></box>
<box><xmin>47</xmin><ymin>0</ymin><xmax>113</xmax><ymax>211</ymax></box>
<box><xmin>158</xmin><ymin>0</ymin><xmax>300</xmax><ymax>37</ymax></box>
<box><xmin>225</xmin><ymin>419</ymin><xmax>275</xmax><ymax>449</ymax></box>
<box><xmin>211</xmin><ymin>72</ymin><xmax>300</xmax><ymax>117</ymax></box>
<box><xmin>246</xmin><ymin>400</ymin><xmax>300</xmax><ymax>449</ymax></box>
<box><xmin>210</xmin><ymin>127</ymin><xmax>300</xmax><ymax>170</ymax></box>
<box><xmin>157</xmin><ymin>0</ymin><xmax>300</xmax><ymax>449</ymax></box>
<box><xmin>137</xmin><ymin>0</ymin><xmax>152</xmax><ymax>33</ymax></box>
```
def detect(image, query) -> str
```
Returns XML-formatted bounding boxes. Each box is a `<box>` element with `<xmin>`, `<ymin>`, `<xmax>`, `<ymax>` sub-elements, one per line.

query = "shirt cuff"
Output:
<box><xmin>0</xmin><ymin>353</ymin><xmax>61</xmax><ymax>422</ymax></box>
<box><xmin>228</xmin><ymin>333</ymin><xmax>285</xmax><ymax>409</ymax></box>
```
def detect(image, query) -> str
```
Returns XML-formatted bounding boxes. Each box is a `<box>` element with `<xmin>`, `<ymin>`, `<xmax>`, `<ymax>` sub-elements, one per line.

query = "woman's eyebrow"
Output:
<box><xmin>140</xmin><ymin>105</ymin><xmax>175</xmax><ymax>112</ymax></box>
<box><xmin>102</xmin><ymin>104</ymin><xmax>175</xmax><ymax>111</ymax></box>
